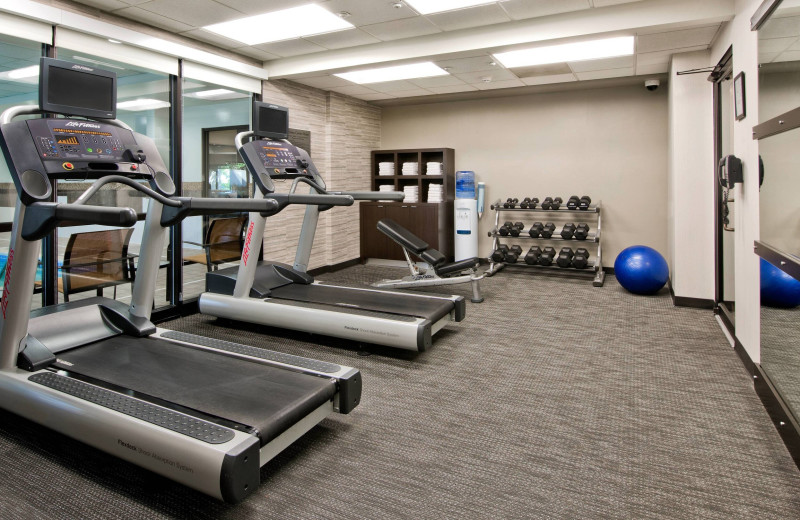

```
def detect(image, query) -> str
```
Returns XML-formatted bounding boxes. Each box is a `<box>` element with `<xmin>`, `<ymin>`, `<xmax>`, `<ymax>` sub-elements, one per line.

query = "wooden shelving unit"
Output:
<box><xmin>360</xmin><ymin>148</ymin><xmax>455</xmax><ymax>262</ymax></box>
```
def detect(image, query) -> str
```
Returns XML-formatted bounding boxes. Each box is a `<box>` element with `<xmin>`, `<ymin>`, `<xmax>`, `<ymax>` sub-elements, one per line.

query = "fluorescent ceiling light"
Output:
<box><xmin>186</xmin><ymin>89</ymin><xmax>249</xmax><ymax>100</ymax></box>
<box><xmin>204</xmin><ymin>4</ymin><xmax>353</xmax><ymax>45</ymax></box>
<box><xmin>493</xmin><ymin>36</ymin><xmax>634</xmax><ymax>68</ymax></box>
<box><xmin>335</xmin><ymin>62</ymin><xmax>448</xmax><ymax>84</ymax></box>
<box><xmin>404</xmin><ymin>0</ymin><xmax>496</xmax><ymax>14</ymax></box>
<box><xmin>6</xmin><ymin>65</ymin><xmax>39</xmax><ymax>79</ymax></box>
<box><xmin>117</xmin><ymin>98</ymin><xmax>171</xmax><ymax>111</ymax></box>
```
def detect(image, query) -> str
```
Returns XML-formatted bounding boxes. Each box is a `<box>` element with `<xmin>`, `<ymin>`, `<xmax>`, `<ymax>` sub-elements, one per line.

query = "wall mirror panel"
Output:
<box><xmin>757</xmin><ymin>0</ymin><xmax>800</xmax><ymax>420</ymax></box>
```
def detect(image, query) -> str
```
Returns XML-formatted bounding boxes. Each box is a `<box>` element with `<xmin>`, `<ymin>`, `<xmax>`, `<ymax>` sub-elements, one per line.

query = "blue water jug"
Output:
<box><xmin>456</xmin><ymin>170</ymin><xmax>475</xmax><ymax>199</ymax></box>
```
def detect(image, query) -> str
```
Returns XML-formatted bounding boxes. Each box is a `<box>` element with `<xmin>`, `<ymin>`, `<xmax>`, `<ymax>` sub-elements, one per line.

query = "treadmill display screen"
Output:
<box><xmin>256</xmin><ymin>140</ymin><xmax>300</xmax><ymax>169</ymax></box>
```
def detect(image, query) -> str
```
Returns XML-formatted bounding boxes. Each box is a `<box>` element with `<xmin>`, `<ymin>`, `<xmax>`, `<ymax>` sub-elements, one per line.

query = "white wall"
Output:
<box><xmin>710</xmin><ymin>0</ymin><xmax>763</xmax><ymax>361</ymax></box>
<box><xmin>667</xmin><ymin>51</ymin><xmax>716</xmax><ymax>301</ymax></box>
<box><xmin>380</xmin><ymin>86</ymin><xmax>669</xmax><ymax>266</ymax></box>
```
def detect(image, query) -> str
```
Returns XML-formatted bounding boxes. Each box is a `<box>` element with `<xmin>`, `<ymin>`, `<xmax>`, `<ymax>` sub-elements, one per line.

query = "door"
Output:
<box><xmin>712</xmin><ymin>48</ymin><xmax>735</xmax><ymax>332</ymax></box>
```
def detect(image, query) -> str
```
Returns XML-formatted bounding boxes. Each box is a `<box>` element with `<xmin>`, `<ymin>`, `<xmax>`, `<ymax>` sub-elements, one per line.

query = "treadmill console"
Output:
<box><xmin>240</xmin><ymin>139</ymin><xmax>313</xmax><ymax>180</ymax></box>
<box><xmin>24</xmin><ymin>118</ymin><xmax>144</xmax><ymax>178</ymax></box>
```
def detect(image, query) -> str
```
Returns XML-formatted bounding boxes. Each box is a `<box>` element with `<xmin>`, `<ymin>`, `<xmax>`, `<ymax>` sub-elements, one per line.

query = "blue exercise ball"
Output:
<box><xmin>614</xmin><ymin>245</ymin><xmax>669</xmax><ymax>295</ymax></box>
<box><xmin>760</xmin><ymin>258</ymin><xmax>800</xmax><ymax>308</ymax></box>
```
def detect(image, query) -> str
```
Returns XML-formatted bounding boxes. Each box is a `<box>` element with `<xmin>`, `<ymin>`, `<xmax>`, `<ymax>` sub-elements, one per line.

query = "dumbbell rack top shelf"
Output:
<box><xmin>486</xmin><ymin>198</ymin><xmax>605</xmax><ymax>287</ymax></box>
<box><xmin>488</xmin><ymin>230</ymin><xmax>601</xmax><ymax>243</ymax></box>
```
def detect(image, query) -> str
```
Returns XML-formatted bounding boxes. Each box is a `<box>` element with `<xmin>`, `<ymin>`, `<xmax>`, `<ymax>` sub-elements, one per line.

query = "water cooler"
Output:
<box><xmin>454</xmin><ymin>171</ymin><xmax>479</xmax><ymax>261</ymax></box>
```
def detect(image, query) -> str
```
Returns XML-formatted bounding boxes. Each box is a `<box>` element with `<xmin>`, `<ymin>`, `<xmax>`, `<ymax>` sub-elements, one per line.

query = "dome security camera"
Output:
<box><xmin>645</xmin><ymin>79</ymin><xmax>660</xmax><ymax>91</ymax></box>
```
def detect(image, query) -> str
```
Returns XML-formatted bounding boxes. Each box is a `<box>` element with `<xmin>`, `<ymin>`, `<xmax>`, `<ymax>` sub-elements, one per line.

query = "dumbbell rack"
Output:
<box><xmin>485</xmin><ymin>199</ymin><xmax>606</xmax><ymax>287</ymax></box>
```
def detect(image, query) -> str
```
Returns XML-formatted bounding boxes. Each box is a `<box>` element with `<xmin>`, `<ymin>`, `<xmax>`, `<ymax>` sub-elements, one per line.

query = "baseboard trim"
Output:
<box><xmin>668</xmin><ymin>278</ymin><xmax>716</xmax><ymax>309</ymax></box>
<box><xmin>152</xmin><ymin>300</ymin><xmax>199</xmax><ymax>324</ymax></box>
<box><xmin>754</xmin><ymin>365</ymin><xmax>800</xmax><ymax>472</ymax></box>
<box><xmin>309</xmin><ymin>257</ymin><xmax>361</xmax><ymax>276</ymax></box>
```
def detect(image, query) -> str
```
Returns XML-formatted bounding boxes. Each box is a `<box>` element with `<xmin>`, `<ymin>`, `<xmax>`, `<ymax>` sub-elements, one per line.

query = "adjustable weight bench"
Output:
<box><xmin>372</xmin><ymin>218</ymin><xmax>485</xmax><ymax>303</ymax></box>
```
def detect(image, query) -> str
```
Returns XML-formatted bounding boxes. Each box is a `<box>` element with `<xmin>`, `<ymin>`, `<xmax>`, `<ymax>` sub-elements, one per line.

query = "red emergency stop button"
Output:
<box><xmin>130</xmin><ymin>164</ymin><xmax>138</xmax><ymax>171</ymax></box>
<box><xmin>62</xmin><ymin>162</ymin><xmax>74</xmax><ymax>170</ymax></box>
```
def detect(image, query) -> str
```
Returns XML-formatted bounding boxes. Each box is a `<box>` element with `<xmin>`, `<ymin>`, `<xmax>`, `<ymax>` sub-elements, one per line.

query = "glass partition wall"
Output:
<box><xmin>756</xmin><ymin>0</ymin><xmax>800</xmax><ymax>423</ymax></box>
<box><xmin>53</xmin><ymin>49</ymin><xmax>172</xmax><ymax>308</ymax></box>
<box><xmin>181</xmin><ymin>80</ymin><xmax>251</xmax><ymax>300</ymax></box>
<box><xmin>0</xmin><ymin>25</ymin><xmax>259</xmax><ymax>316</ymax></box>
<box><xmin>0</xmin><ymin>34</ymin><xmax>46</xmax><ymax>310</ymax></box>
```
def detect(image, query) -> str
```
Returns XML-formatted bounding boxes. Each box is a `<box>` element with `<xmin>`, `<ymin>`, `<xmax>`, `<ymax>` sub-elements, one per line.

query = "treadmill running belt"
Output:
<box><xmin>269</xmin><ymin>284</ymin><xmax>455</xmax><ymax>322</ymax></box>
<box><xmin>54</xmin><ymin>336</ymin><xmax>335</xmax><ymax>445</ymax></box>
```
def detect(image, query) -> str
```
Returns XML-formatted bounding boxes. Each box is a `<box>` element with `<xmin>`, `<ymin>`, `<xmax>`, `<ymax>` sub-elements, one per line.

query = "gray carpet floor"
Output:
<box><xmin>1</xmin><ymin>264</ymin><xmax>799</xmax><ymax>519</ymax></box>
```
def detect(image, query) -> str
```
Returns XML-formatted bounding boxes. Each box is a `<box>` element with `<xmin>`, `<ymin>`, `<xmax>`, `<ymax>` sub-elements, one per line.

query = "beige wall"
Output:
<box><xmin>261</xmin><ymin>79</ymin><xmax>380</xmax><ymax>269</ymax></box>
<box><xmin>380</xmin><ymin>86</ymin><xmax>669</xmax><ymax>266</ymax></box>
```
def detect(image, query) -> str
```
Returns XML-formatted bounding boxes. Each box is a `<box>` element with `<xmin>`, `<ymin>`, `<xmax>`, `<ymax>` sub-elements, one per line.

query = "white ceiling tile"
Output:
<box><xmin>427</xmin><ymin>84</ymin><xmax>478</xmax><ymax>94</ymax></box>
<box><xmin>137</xmin><ymin>0</ymin><xmax>243</xmax><ymax>27</ymax></box>
<box><xmin>785</xmin><ymin>37</ymin><xmax>800</xmax><ymax>51</ymax></box>
<box><xmin>761</xmin><ymin>37</ymin><xmax>797</xmax><ymax>54</ymax></box>
<box><xmin>426</xmin><ymin>4</ymin><xmax>510</xmax><ymax>31</ymax></box>
<box><xmin>758</xmin><ymin>52</ymin><xmax>780</xmax><ymax>64</ymax></box>
<box><xmin>473</xmin><ymin>78</ymin><xmax>525</xmax><ymax>90</ymax></box>
<box><xmin>434</xmin><ymin>55</ymin><xmax>496</xmax><ymax>74</ymax></box>
<box><xmin>636</xmin><ymin>45</ymin><xmax>707</xmax><ymax>67</ymax></box>
<box><xmin>591</xmin><ymin>0</ymin><xmax>644</xmax><ymax>7</ymax></box>
<box><xmin>391</xmin><ymin>88</ymin><xmax>435</xmax><ymax>97</ymax></box>
<box><xmin>636</xmin><ymin>26</ymin><xmax>719</xmax><ymax>54</ymax></box>
<box><xmin>368</xmin><ymin>80</ymin><xmax>421</xmax><ymax>92</ymax></box>
<box><xmin>112</xmin><ymin>6</ymin><xmax>195</xmax><ymax>32</ymax></box>
<box><xmin>361</xmin><ymin>17</ymin><xmax>441</xmax><ymax>41</ymax></box>
<box><xmin>322</xmin><ymin>0</ymin><xmax>418</xmax><ymax>26</ymax></box>
<box><xmin>407</xmin><ymin>74</ymin><xmax>465</xmax><ymax>88</ymax></box>
<box><xmin>292</xmin><ymin>75</ymin><xmax>353</xmax><ymax>89</ymax></box>
<box><xmin>635</xmin><ymin>49</ymin><xmax>673</xmax><ymax>66</ymax></box>
<box><xmin>569</xmin><ymin>55</ymin><xmax>634</xmax><ymax>72</ymax></box>
<box><xmin>574</xmin><ymin>67</ymin><xmax>634</xmax><ymax>80</ymax></box>
<box><xmin>232</xmin><ymin>46</ymin><xmax>281</xmax><ymax>61</ymax></box>
<box><xmin>71</xmin><ymin>0</ymin><xmax>129</xmax><ymax>10</ymax></box>
<box><xmin>354</xmin><ymin>92</ymin><xmax>397</xmax><ymax>101</ymax></box>
<box><xmin>500</xmin><ymin>0</ymin><xmax>591</xmax><ymax>21</ymax></box>
<box><xmin>453</xmin><ymin>68</ymin><xmax>518</xmax><ymax>83</ymax></box>
<box><xmin>117</xmin><ymin>0</ymin><xmax>152</xmax><ymax>4</ymax></box>
<box><xmin>254</xmin><ymin>39</ymin><xmax>328</xmax><ymax>58</ymax></box>
<box><xmin>329</xmin><ymin>84</ymin><xmax>380</xmax><ymax>96</ymax></box>
<box><xmin>774</xmin><ymin>50</ymin><xmax>800</xmax><ymax>62</ymax></box>
<box><xmin>521</xmin><ymin>73</ymin><xmax>578</xmax><ymax>86</ymax></box>
<box><xmin>304</xmin><ymin>29</ymin><xmax>381</xmax><ymax>50</ymax></box>
<box><xmin>760</xmin><ymin>15</ymin><xmax>800</xmax><ymax>40</ymax></box>
<box><xmin>212</xmin><ymin>0</ymin><xmax>310</xmax><ymax>15</ymax></box>
<box><xmin>635</xmin><ymin>62</ymin><xmax>668</xmax><ymax>75</ymax></box>
<box><xmin>180</xmin><ymin>29</ymin><xmax>243</xmax><ymax>49</ymax></box>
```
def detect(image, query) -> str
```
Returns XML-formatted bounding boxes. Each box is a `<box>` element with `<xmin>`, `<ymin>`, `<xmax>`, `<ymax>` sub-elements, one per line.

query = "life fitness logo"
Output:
<box><xmin>241</xmin><ymin>222</ymin><xmax>255</xmax><ymax>266</ymax></box>
<box><xmin>1</xmin><ymin>248</ymin><xmax>13</xmax><ymax>318</ymax></box>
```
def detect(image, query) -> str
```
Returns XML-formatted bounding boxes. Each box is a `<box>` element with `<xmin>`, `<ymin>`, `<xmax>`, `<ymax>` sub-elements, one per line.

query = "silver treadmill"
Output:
<box><xmin>0</xmin><ymin>58</ymin><xmax>361</xmax><ymax>503</ymax></box>
<box><xmin>199</xmin><ymin>101</ymin><xmax>466</xmax><ymax>352</ymax></box>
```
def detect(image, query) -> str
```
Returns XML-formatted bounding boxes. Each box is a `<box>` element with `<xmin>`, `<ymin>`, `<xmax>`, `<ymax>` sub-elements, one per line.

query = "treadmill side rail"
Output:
<box><xmin>0</xmin><ymin>369</ymin><xmax>259</xmax><ymax>502</ymax></box>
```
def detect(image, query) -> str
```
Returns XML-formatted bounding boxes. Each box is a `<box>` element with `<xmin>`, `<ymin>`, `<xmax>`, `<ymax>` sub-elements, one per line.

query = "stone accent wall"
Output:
<box><xmin>261</xmin><ymin>80</ymin><xmax>380</xmax><ymax>269</ymax></box>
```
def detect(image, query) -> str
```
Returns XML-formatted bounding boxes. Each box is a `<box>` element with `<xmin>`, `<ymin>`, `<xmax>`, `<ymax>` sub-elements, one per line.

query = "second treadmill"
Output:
<box><xmin>200</xmin><ymin>101</ymin><xmax>466</xmax><ymax>351</ymax></box>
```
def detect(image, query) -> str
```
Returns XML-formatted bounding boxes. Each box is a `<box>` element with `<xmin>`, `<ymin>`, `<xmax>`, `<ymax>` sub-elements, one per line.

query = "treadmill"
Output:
<box><xmin>200</xmin><ymin>102</ymin><xmax>466</xmax><ymax>352</ymax></box>
<box><xmin>0</xmin><ymin>58</ymin><xmax>361</xmax><ymax>503</ymax></box>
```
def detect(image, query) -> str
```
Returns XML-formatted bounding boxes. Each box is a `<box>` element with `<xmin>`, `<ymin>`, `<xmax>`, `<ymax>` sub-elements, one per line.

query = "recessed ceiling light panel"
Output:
<box><xmin>334</xmin><ymin>62</ymin><xmax>449</xmax><ymax>84</ymax></box>
<box><xmin>6</xmin><ymin>65</ymin><xmax>39</xmax><ymax>79</ymax></box>
<box><xmin>493</xmin><ymin>36</ymin><xmax>634</xmax><ymax>68</ymax></box>
<box><xmin>204</xmin><ymin>4</ymin><xmax>353</xmax><ymax>46</ymax></box>
<box><xmin>404</xmin><ymin>0</ymin><xmax>496</xmax><ymax>14</ymax></box>
<box><xmin>117</xmin><ymin>99</ymin><xmax>171</xmax><ymax>111</ymax></box>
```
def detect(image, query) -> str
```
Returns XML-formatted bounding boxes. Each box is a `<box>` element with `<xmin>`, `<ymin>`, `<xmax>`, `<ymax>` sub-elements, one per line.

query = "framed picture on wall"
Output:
<box><xmin>734</xmin><ymin>71</ymin><xmax>746</xmax><ymax>121</ymax></box>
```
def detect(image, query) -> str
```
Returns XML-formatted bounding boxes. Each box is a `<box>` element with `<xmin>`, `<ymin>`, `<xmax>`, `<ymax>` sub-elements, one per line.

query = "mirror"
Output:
<box><xmin>758</xmin><ymin>0</ymin><xmax>800</xmax><ymax>417</ymax></box>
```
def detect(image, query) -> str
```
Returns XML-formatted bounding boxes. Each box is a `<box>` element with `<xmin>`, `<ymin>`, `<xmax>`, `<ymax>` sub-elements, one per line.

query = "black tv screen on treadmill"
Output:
<box><xmin>39</xmin><ymin>57</ymin><xmax>117</xmax><ymax>119</ymax></box>
<box><xmin>252</xmin><ymin>102</ymin><xmax>288</xmax><ymax>140</ymax></box>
